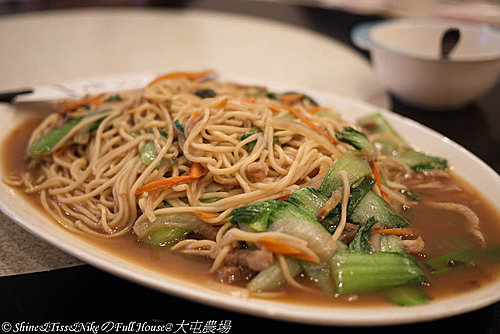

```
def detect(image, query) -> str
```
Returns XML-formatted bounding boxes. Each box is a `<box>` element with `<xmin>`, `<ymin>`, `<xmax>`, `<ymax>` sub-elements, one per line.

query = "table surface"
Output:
<box><xmin>0</xmin><ymin>1</ymin><xmax>499</xmax><ymax>333</ymax></box>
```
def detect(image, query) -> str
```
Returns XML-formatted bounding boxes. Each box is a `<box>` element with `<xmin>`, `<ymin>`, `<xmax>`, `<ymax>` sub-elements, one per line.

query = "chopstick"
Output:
<box><xmin>0</xmin><ymin>88</ymin><xmax>34</xmax><ymax>103</ymax></box>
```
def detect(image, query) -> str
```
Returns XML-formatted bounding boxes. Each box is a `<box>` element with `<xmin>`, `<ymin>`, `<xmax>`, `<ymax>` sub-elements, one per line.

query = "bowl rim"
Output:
<box><xmin>352</xmin><ymin>17</ymin><xmax>500</xmax><ymax>62</ymax></box>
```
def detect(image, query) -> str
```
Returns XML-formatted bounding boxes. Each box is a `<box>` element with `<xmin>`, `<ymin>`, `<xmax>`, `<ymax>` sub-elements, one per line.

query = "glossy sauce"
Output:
<box><xmin>3</xmin><ymin>116</ymin><xmax>500</xmax><ymax>307</ymax></box>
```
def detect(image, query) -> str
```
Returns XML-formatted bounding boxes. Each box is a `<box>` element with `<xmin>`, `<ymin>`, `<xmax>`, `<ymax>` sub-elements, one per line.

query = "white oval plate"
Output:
<box><xmin>0</xmin><ymin>76</ymin><xmax>499</xmax><ymax>326</ymax></box>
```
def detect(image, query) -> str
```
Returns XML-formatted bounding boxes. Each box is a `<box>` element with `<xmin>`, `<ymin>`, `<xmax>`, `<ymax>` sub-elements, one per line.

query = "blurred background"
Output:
<box><xmin>0</xmin><ymin>0</ymin><xmax>499</xmax><ymax>23</ymax></box>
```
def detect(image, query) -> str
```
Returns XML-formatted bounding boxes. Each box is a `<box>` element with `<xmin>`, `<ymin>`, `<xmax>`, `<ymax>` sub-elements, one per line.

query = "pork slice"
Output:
<box><xmin>246</xmin><ymin>162</ymin><xmax>269</xmax><ymax>182</ymax></box>
<box><xmin>218</xmin><ymin>248</ymin><xmax>274</xmax><ymax>271</ymax></box>
<box><xmin>216</xmin><ymin>265</ymin><xmax>242</xmax><ymax>284</ymax></box>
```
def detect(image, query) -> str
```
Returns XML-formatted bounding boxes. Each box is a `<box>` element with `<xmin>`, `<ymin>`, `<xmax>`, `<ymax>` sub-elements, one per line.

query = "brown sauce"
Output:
<box><xmin>3</xmin><ymin>116</ymin><xmax>500</xmax><ymax>308</ymax></box>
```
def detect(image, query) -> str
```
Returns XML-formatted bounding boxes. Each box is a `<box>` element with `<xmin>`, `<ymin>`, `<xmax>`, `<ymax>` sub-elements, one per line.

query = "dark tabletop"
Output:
<box><xmin>0</xmin><ymin>1</ymin><xmax>499</xmax><ymax>333</ymax></box>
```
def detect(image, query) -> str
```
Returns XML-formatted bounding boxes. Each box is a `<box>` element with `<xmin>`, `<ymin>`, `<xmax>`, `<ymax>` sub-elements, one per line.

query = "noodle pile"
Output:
<box><xmin>8</xmin><ymin>73</ymin><xmax>355</xmax><ymax>236</ymax></box>
<box><xmin>5</xmin><ymin>71</ymin><xmax>487</xmax><ymax>292</ymax></box>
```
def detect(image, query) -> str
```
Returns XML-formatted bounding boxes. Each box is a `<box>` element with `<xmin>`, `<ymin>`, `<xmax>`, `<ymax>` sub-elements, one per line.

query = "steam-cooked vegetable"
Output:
<box><xmin>358</xmin><ymin>113</ymin><xmax>447</xmax><ymax>170</ymax></box>
<box><xmin>330</xmin><ymin>251</ymin><xmax>427</xmax><ymax>295</ymax></box>
<box><xmin>247</xmin><ymin>257</ymin><xmax>302</xmax><ymax>292</ymax></box>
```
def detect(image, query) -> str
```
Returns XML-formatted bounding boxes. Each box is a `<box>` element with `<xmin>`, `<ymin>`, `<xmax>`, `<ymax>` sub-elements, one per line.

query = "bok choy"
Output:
<box><xmin>133</xmin><ymin>213</ymin><xmax>217</xmax><ymax>247</ymax></box>
<box><xmin>357</xmin><ymin>113</ymin><xmax>447</xmax><ymax>170</ymax></box>
<box><xmin>247</xmin><ymin>257</ymin><xmax>301</xmax><ymax>292</ymax></box>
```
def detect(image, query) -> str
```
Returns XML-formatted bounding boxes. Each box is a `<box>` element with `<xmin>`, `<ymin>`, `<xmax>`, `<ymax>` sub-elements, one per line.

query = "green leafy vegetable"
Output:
<box><xmin>349</xmin><ymin>191</ymin><xmax>409</xmax><ymax>227</ymax></box>
<box><xmin>349</xmin><ymin>217</ymin><xmax>377</xmax><ymax>252</ymax></box>
<box><xmin>319</xmin><ymin>150</ymin><xmax>372</xmax><ymax>196</ymax></box>
<box><xmin>143</xmin><ymin>227</ymin><xmax>190</xmax><ymax>247</ymax></box>
<box><xmin>424</xmin><ymin>246</ymin><xmax>500</xmax><ymax>275</ymax></box>
<box><xmin>104</xmin><ymin>94</ymin><xmax>122</xmax><ymax>102</ymax></box>
<box><xmin>330</xmin><ymin>251</ymin><xmax>427</xmax><ymax>295</ymax></box>
<box><xmin>241</xmin><ymin>126</ymin><xmax>262</xmax><ymax>152</ymax></box>
<box><xmin>195</xmin><ymin>89</ymin><xmax>217</xmax><ymax>98</ymax></box>
<box><xmin>247</xmin><ymin>257</ymin><xmax>301</xmax><ymax>292</ymax></box>
<box><xmin>336</xmin><ymin>127</ymin><xmax>377</xmax><ymax>154</ymax></box>
<box><xmin>229</xmin><ymin>200</ymin><xmax>315</xmax><ymax>232</ymax></box>
<box><xmin>27</xmin><ymin>117</ymin><xmax>82</xmax><ymax>157</ymax></box>
<box><xmin>384</xmin><ymin>285</ymin><xmax>431</xmax><ymax>306</ymax></box>
<box><xmin>378</xmin><ymin>235</ymin><xmax>405</xmax><ymax>253</ymax></box>
<box><xmin>174</xmin><ymin>120</ymin><xmax>185</xmax><ymax>133</ymax></box>
<box><xmin>140</xmin><ymin>142</ymin><xmax>157</xmax><ymax>166</ymax></box>
<box><xmin>317</xmin><ymin>110</ymin><xmax>340</xmax><ymax>120</ymax></box>
<box><xmin>357</xmin><ymin>113</ymin><xmax>447</xmax><ymax>170</ymax></box>
<box><xmin>401</xmin><ymin>189</ymin><xmax>421</xmax><ymax>201</ymax></box>
<box><xmin>266</xmin><ymin>92</ymin><xmax>278</xmax><ymax>100</ymax></box>
<box><xmin>301</xmin><ymin>260</ymin><xmax>335</xmax><ymax>295</ymax></box>
<box><xmin>200</xmin><ymin>198</ymin><xmax>221</xmax><ymax>203</ymax></box>
<box><xmin>282</xmin><ymin>91</ymin><xmax>319</xmax><ymax>106</ymax></box>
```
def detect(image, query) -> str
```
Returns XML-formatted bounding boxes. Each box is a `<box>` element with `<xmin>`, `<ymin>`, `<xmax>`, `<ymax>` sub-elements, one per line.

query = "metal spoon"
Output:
<box><xmin>441</xmin><ymin>28</ymin><xmax>460</xmax><ymax>59</ymax></box>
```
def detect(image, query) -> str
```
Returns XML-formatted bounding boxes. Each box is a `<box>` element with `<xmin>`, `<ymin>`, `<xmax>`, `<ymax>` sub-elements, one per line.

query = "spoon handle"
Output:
<box><xmin>441</xmin><ymin>28</ymin><xmax>460</xmax><ymax>59</ymax></box>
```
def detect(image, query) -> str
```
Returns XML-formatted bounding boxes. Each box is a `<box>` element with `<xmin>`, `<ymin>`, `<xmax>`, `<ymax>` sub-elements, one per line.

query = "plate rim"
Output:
<box><xmin>0</xmin><ymin>76</ymin><xmax>499</xmax><ymax>327</ymax></box>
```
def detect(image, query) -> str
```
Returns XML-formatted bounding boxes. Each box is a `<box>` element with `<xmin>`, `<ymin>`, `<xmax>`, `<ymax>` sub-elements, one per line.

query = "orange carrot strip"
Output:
<box><xmin>54</xmin><ymin>145</ymin><xmax>69</xmax><ymax>158</ymax></box>
<box><xmin>192</xmin><ymin>111</ymin><xmax>201</xmax><ymax>124</ymax></box>
<box><xmin>189</xmin><ymin>163</ymin><xmax>204</xmax><ymax>178</ymax></box>
<box><xmin>136</xmin><ymin>175</ymin><xmax>193</xmax><ymax>195</ymax></box>
<box><xmin>195</xmin><ymin>211</ymin><xmax>219</xmax><ymax>219</ymax></box>
<box><xmin>272</xmin><ymin>103</ymin><xmax>335</xmax><ymax>144</ymax></box>
<box><xmin>269</xmin><ymin>105</ymin><xmax>281</xmax><ymax>114</ymax></box>
<box><xmin>220</xmin><ymin>97</ymin><xmax>228</xmax><ymax>107</ymax></box>
<box><xmin>258</xmin><ymin>237</ymin><xmax>318</xmax><ymax>263</ymax></box>
<box><xmin>129</xmin><ymin>108</ymin><xmax>137</xmax><ymax>114</ymax></box>
<box><xmin>372</xmin><ymin>228</ymin><xmax>420</xmax><ymax>237</ymax></box>
<box><xmin>136</xmin><ymin>163</ymin><xmax>204</xmax><ymax>195</ymax></box>
<box><xmin>146</xmin><ymin>70</ymin><xmax>214</xmax><ymax>87</ymax></box>
<box><xmin>58</xmin><ymin>93</ymin><xmax>106</xmax><ymax>115</ymax></box>
<box><xmin>243</xmin><ymin>98</ymin><xmax>256</xmax><ymax>103</ymax></box>
<box><xmin>279</xmin><ymin>93</ymin><xmax>304</xmax><ymax>104</ymax></box>
<box><xmin>308</xmin><ymin>106</ymin><xmax>322</xmax><ymax>114</ymax></box>
<box><xmin>370</xmin><ymin>161</ymin><xmax>390</xmax><ymax>204</ymax></box>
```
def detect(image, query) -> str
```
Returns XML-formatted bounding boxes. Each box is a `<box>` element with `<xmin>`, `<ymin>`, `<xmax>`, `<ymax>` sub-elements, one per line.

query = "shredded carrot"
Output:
<box><xmin>146</xmin><ymin>70</ymin><xmax>214</xmax><ymax>87</ymax></box>
<box><xmin>135</xmin><ymin>175</ymin><xmax>192</xmax><ymax>195</ymax></box>
<box><xmin>189</xmin><ymin>162</ymin><xmax>204</xmax><ymax>178</ymax></box>
<box><xmin>308</xmin><ymin>106</ymin><xmax>322</xmax><ymax>114</ymax></box>
<box><xmin>136</xmin><ymin>163</ymin><xmax>204</xmax><ymax>195</ymax></box>
<box><xmin>269</xmin><ymin>105</ymin><xmax>281</xmax><ymax>114</ymax></box>
<box><xmin>370</xmin><ymin>161</ymin><xmax>390</xmax><ymax>204</ymax></box>
<box><xmin>58</xmin><ymin>93</ymin><xmax>106</xmax><ymax>115</ymax></box>
<box><xmin>258</xmin><ymin>237</ymin><xmax>318</xmax><ymax>263</ymax></box>
<box><xmin>279</xmin><ymin>93</ymin><xmax>304</xmax><ymax>104</ymax></box>
<box><xmin>195</xmin><ymin>211</ymin><xmax>219</xmax><ymax>219</ymax></box>
<box><xmin>243</xmin><ymin>98</ymin><xmax>256</xmax><ymax>103</ymax></box>
<box><xmin>192</xmin><ymin>111</ymin><xmax>201</xmax><ymax>124</ymax></box>
<box><xmin>220</xmin><ymin>97</ymin><xmax>228</xmax><ymax>107</ymax></box>
<box><xmin>54</xmin><ymin>145</ymin><xmax>69</xmax><ymax>158</ymax></box>
<box><xmin>272</xmin><ymin>103</ymin><xmax>335</xmax><ymax>144</ymax></box>
<box><xmin>129</xmin><ymin>108</ymin><xmax>137</xmax><ymax>114</ymax></box>
<box><xmin>372</xmin><ymin>228</ymin><xmax>420</xmax><ymax>237</ymax></box>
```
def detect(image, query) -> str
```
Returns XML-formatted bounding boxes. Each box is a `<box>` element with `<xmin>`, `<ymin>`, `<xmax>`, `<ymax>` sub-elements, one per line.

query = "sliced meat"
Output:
<box><xmin>216</xmin><ymin>248</ymin><xmax>274</xmax><ymax>271</ymax></box>
<box><xmin>403</xmin><ymin>236</ymin><xmax>425</xmax><ymax>254</ymax></box>
<box><xmin>339</xmin><ymin>223</ymin><xmax>359</xmax><ymax>244</ymax></box>
<box><xmin>246</xmin><ymin>248</ymin><xmax>275</xmax><ymax>271</ymax></box>
<box><xmin>216</xmin><ymin>265</ymin><xmax>242</xmax><ymax>284</ymax></box>
<box><xmin>246</xmin><ymin>162</ymin><xmax>269</xmax><ymax>182</ymax></box>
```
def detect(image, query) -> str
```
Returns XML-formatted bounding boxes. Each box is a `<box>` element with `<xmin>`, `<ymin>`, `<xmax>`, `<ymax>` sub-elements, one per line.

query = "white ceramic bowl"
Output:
<box><xmin>352</xmin><ymin>18</ymin><xmax>500</xmax><ymax>110</ymax></box>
